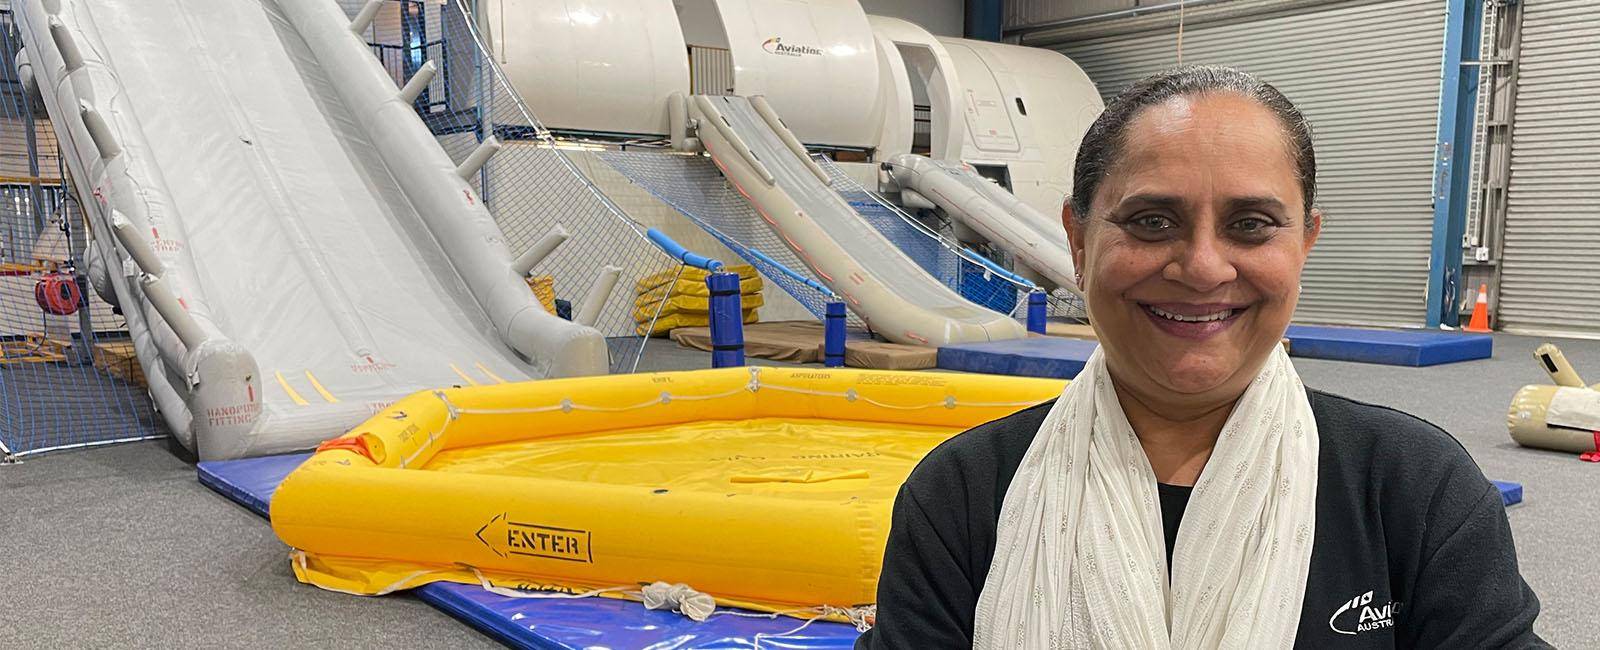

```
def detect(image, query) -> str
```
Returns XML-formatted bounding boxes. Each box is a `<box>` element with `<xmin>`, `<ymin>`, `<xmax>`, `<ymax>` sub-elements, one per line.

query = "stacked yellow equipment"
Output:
<box><xmin>634</xmin><ymin>265</ymin><xmax>763</xmax><ymax>335</ymax></box>
<box><xmin>270</xmin><ymin>366</ymin><xmax>1065</xmax><ymax>616</ymax></box>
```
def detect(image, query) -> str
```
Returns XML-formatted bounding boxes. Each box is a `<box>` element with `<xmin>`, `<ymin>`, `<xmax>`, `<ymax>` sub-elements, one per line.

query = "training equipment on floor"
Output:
<box><xmin>938</xmin><ymin>326</ymin><xmax>1493</xmax><ymax>379</ymax></box>
<box><xmin>14</xmin><ymin>0</ymin><xmax>708</xmax><ymax>461</ymax></box>
<box><xmin>198</xmin><ymin>452</ymin><xmax>864</xmax><ymax>649</ymax></box>
<box><xmin>1508</xmin><ymin>343</ymin><xmax>1600</xmax><ymax>460</ymax></box>
<box><xmin>269</xmin><ymin>366</ymin><xmax>1064</xmax><ymax>615</ymax></box>
<box><xmin>1283</xmin><ymin>325</ymin><xmax>1492</xmax><ymax>366</ymax></box>
<box><xmin>938</xmin><ymin>337</ymin><xmax>1098</xmax><ymax>378</ymax></box>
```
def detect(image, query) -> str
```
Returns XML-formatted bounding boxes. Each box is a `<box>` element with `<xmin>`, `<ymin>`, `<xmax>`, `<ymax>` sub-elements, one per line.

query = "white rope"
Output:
<box><xmin>468</xmin><ymin>566</ymin><xmax>634</xmax><ymax>601</ymax></box>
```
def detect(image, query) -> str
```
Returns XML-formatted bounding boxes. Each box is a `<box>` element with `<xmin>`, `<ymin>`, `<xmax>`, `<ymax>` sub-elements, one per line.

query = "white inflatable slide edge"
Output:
<box><xmin>276</xmin><ymin>0</ymin><xmax>607</xmax><ymax>378</ymax></box>
<box><xmin>16</xmin><ymin>0</ymin><xmax>259</xmax><ymax>456</ymax></box>
<box><xmin>886</xmin><ymin>153</ymin><xmax>1079</xmax><ymax>295</ymax></box>
<box><xmin>689</xmin><ymin>94</ymin><xmax>1025</xmax><ymax>347</ymax></box>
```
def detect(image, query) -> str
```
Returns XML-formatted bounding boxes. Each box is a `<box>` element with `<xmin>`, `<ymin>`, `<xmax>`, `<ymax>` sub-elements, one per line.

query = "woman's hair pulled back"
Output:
<box><xmin>1070</xmin><ymin>65</ymin><xmax>1317</xmax><ymax>224</ymax></box>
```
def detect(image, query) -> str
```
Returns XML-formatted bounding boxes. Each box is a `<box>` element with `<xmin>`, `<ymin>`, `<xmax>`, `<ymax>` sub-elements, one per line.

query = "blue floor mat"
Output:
<box><xmin>1284</xmin><ymin>325</ymin><xmax>1492</xmax><ymax>366</ymax></box>
<box><xmin>1493</xmin><ymin>480</ymin><xmax>1524</xmax><ymax>507</ymax></box>
<box><xmin>937</xmin><ymin>326</ymin><xmax>1491</xmax><ymax>377</ymax></box>
<box><xmin>937</xmin><ymin>337</ymin><xmax>1097</xmax><ymax>378</ymax></box>
<box><xmin>197</xmin><ymin>454</ymin><xmax>860</xmax><ymax>649</ymax></box>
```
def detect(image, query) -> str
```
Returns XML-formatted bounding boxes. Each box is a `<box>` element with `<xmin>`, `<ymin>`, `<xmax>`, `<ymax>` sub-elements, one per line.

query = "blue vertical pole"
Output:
<box><xmin>964</xmin><ymin>0</ymin><xmax>1004</xmax><ymax>41</ymax></box>
<box><xmin>1026</xmin><ymin>290</ymin><xmax>1047</xmax><ymax>334</ymax></box>
<box><xmin>706</xmin><ymin>271</ymin><xmax>744</xmax><ymax>368</ymax></box>
<box><xmin>1426</xmin><ymin>0</ymin><xmax>1483</xmax><ymax>328</ymax></box>
<box><xmin>823</xmin><ymin>302</ymin><xmax>846</xmax><ymax>367</ymax></box>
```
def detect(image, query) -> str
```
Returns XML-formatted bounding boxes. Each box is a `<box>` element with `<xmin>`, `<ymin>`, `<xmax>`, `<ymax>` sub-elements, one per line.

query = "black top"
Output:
<box><xmin>1156</xmin><ymin>482</ymin><xmax>1192</xmax><ymax>571</ymax></box>
<box><xmin>857</xmin><ymin>389</ymin><xmax>1548</xmax><ymax>649</ymax></box>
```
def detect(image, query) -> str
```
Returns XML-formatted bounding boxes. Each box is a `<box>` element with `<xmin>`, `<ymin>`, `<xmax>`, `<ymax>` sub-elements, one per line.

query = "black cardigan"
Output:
<box><xmin>856</xmin><ymin>389</ymin><xmax>1548</xmax><ymax>649</ymax></box>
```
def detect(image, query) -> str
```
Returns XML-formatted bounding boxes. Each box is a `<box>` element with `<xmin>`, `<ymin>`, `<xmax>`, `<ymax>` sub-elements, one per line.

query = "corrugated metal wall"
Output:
<box><xmin>1497</xmin><ymin>0</ymin><xmax>1600</xmax><ymax>337</ymax></box>
<box><xmin>689</xmin><ymin>45</ymin><xmax>735</xmax><ymax>96</ymax></box>
<box><xmin>1022</xmin><ymin>0</ymin><xmax>1445</xmax><ymax>327</ymax></box>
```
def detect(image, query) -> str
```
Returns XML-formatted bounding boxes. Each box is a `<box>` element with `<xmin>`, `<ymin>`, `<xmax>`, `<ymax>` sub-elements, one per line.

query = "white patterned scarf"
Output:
<box><xmin>974</xmin><ymin>345</ymin><xmax>1319</xmax><ymax>649</ymax></box>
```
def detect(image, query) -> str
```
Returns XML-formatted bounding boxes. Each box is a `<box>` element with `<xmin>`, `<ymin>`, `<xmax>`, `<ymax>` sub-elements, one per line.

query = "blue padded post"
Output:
<box><xmin>823</xmin><ymin>301</ymin><xmax>846</xmax><ymax>367</ymax></box>
<box><xmin>706</xmin><ymin>271</ymin><xmax>745</xmax><ymax>368</ymax></box>
<box><xmin>1026</xmin><ymin>290</ymin><xmax>1047</xmax><ymax>334</ymax></box>
<box><xmin>646</xmin><ymin>228</ymin><xmax>723</xmax><ymax>271</ymax></box>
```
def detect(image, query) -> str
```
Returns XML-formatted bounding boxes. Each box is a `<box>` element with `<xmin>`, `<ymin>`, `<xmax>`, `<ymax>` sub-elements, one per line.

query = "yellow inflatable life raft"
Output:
<box><xmin>270</xmin><ymin>366</ymin><xmax>1064</xmax><ymax>615</ymax></box>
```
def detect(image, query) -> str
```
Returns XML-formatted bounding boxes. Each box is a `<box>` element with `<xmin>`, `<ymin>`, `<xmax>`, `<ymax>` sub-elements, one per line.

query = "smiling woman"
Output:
<box><xmin>857</xmin><ymin>66</ymin><xmax>1549</xmax><ymax>649</ymax></box>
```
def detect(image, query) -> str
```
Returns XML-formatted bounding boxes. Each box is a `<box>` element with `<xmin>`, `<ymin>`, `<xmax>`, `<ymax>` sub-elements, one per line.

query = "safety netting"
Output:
<box><xmin>597</xmin><ymin>150</ymin><xmax>851</xmax><ymax>326</ymax></box>
<box><xmin>364</xmin><ymin>0</ymin><xmax>697</xmax><ymax>370</ymax></box>
<box><xmin>814</xmin><ymin>156</ymin><xmax>1086</xmax><ymax>321</ymax></box>
<box><xmin>0</xmin><ymin>9</ymin><xmax>161</xmax><ymax>459</ymax></box>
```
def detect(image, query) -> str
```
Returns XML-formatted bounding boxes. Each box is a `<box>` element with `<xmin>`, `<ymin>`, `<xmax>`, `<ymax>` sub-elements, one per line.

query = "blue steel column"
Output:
<box><xmin>965</xmin><ymin>0</ymin><xmax>1004</xmax><ymax>41</ymax></box>
<box><xmin>1426</xmin><ymin>0</ymin><xmax>1484</xmax><ymax>328</ymax></box>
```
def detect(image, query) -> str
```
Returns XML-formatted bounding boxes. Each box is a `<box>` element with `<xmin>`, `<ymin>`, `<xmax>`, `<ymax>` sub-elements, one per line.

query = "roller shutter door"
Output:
<box><xmin>1498</xmin><ymin>0</ymin><xmax>1600</xmax><ymax>337</ymax></box>
<box><xmin>1032</xmin><ymin>0</ymin><xmax>1445</xmax><ymax>327</ymax></box>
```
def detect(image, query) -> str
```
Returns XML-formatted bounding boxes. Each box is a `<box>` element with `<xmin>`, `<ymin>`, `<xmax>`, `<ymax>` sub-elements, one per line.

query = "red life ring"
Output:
<box><xmin>35</xmin><ymin>272</ymin><xmax>81</xmax><ymax>315</ymax></box>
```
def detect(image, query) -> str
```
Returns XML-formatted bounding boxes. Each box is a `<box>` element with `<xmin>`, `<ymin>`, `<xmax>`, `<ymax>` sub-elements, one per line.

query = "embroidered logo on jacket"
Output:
<box><xmin>1329</xmin><ymin>590</ymin><xmax>1400</xmax><ymax>635</ymax></box>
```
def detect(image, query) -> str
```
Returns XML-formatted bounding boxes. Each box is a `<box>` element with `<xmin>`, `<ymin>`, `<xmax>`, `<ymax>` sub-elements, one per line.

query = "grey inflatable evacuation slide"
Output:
<box><xmin>885</xmin><ymin>154</ymin><xmax>1079</xmax><ymax>295</ymax></box>
<box><xmin>16</xmin><ymin>0</ymin><xmax>607</xmax><ymax>459</ymax></box>
<box><xmin>690</xmin><ymin>94</ymin><xmax>1024</xmax><ymax>347</ymax></box>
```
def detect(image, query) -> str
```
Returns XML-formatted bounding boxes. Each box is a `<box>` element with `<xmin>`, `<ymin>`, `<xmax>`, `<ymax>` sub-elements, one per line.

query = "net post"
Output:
<box><xmin>706</xmin><ymin>271</ymin><xmax>744</xmax><ymax>368</ymax></box>
<box><xmin>1026</xmin><ymin>290</ymin><xmax>1047</xmax><ymax>334</ymax></box>
<box><xmin>824</xmin><ymin>301</ymin><xmax>846</xmax><ymax>367</ymax></box>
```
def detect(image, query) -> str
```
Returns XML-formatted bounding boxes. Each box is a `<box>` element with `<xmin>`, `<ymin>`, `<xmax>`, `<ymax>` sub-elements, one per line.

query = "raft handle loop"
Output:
<box><xmin>315</xmin><ymin>435</ymin><xmax>377</xmax><ymax>463</ymax></box>
<box><xmin>433</xmin><ymin>390</ymin><xmax>461</xmax><ymax>421</ymax></box>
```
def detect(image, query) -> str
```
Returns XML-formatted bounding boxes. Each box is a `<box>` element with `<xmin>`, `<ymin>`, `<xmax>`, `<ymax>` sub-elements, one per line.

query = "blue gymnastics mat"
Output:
<box><xmin>1284</xmin><ymin>325</ymin><xmax>1492</xmax><ymax>366</ymax></box>
<box><xmin>937</xmin><ymin>337</ymin><xmax>1098</xmax><ymax>379</ymax></box>
<box><xmin>197</xmin><ymin>454</ymin><xmax>860</xmax><ymax>649</ymax></box>
<box><xmin>936</xmin><ymin>326</ymin><xmax>1491</xmax><ymax>376</ymax></box>
<box><xmin>1493</xmin><ymin>480</ymin><xmax>1523</xmax><ymax>507</ymax></box>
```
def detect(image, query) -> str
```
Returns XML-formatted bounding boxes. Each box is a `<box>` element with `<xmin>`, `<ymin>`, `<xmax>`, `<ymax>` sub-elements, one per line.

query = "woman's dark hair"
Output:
<box><xmin>1069</xmin><ymin>65</ymin><xmax>1317</xmax><ymax>226</ymax></box>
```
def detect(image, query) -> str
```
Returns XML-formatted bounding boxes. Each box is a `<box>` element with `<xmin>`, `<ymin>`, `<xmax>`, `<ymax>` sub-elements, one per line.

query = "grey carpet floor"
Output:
<box><xmin>1</xmin><ymin>335</ymin><xmax>1594</xmax><ymax>648</ymax></box>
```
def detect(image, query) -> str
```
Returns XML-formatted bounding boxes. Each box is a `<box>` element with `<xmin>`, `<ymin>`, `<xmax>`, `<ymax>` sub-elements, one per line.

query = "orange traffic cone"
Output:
<box><xmin>1464</xmin><ymin>283</ymin><xmax>1492</xmax><ymax>333</ymax></box>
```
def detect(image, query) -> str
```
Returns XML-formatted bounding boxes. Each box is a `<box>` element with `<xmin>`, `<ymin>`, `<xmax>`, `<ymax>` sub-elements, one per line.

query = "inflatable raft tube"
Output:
<box><xmin>1508</xmin><ymin>384</ymin><xmax>1600</xmax><ymax>454</ymax></box>
<box><xmin>1507</xmin><ymin>342</ymin><xmax>1600</xmax><ymax>454</ymax></box>
<box><xmin>270</xmin><ymin>366</ymin><xmax>1064</xmax><ymax>615</ymax></box>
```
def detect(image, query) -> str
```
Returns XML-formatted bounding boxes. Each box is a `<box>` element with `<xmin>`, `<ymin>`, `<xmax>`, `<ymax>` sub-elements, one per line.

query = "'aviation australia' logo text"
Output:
<box><xmin>762</xmin><ymin>36</ymin><xmax>824</xmax><ymax>57</ymax></box>
<box><xmin>1329</xmin><ymin>590</ymin><xmax>1400</xmax><ymax>635</ymax></box>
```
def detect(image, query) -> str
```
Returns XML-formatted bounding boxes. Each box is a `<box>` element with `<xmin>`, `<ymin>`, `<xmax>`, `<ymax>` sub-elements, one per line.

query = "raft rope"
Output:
<box><xmin>446</xmin><ymin>367</ymin><xmax>1046</xmax><ymax>417</ymax></box>
<box><xmin>401</xmin><ymin>367</ymin><xmax>1052</xmax><ymax>467</ymax></box>
<box><xmin>465</xmin><ymin>566</ymin><xmax>876</xmax><ymax>645</ymax></box>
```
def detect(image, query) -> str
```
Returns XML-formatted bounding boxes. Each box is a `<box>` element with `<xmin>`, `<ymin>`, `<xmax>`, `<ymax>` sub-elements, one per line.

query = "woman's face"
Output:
<box><xmin>1064</xmin><ymin>93</ymin><xmax>1319</xmax><ymax>405</ymax></box>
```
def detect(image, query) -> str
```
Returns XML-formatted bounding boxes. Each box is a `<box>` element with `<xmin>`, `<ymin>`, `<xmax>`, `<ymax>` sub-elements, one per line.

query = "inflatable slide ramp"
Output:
<box><xmin>885</xmin><ymin>153</ymin><xmax>1078</xmax><ymax>294</ymax></box>
<box><xmin>16</xmin><ymin>0</ymin><xmax>609</xmax><ymax>459</ymax></box>
<box><xmin>688</xmin><ymin>95</ymin><xmax>1025</xmax><ymax>347</ymax></box>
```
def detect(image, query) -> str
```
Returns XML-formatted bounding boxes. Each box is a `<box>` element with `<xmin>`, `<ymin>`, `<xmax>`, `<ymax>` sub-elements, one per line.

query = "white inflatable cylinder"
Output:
<box><xmin>1508</xmin><ymin>384</ymin><xmax>1600</xmax><ymax>454</ymax></box>
<box><xmin>1535</xmin><ymin>343</ymin><xmax>1585</xmax><ymax>388</ymax></box>
<box><xmin>669</xmin><ymin>93</ymin><xmax>691</xmax><ymax>152</ymax></box>
<box><xmin>512</xmin><ymin>224</ymin><xmax>569</xmax><ymax>277</ymax></box>
<box><xmin>750</xmin><ymin>95</ymin><xmax>828</xmax><ymax>186</ymax></box>
<box><xmin>575</xmin><ymin>265</ymin><xmax>623</xmax><ymax>328</ymax></box>
<box><xmin>692</xmin><ymin>95</ymin><xmax>774</xmax><ymax>185</ymax></box>
<box><xmin>455</xmin><ymin>135</ymin><xmax>500</xmax><ymax>180</ymax></box>
<box><xmin>110</xmin><ymin>212</ymin><xmax>165</xmax><ymax>277</ymax></box>
<box><xmin>47</xmin><ymin>18</ymin><xmax>82</xmax><ymax>71</ymax></box>
<box><xmin>397</xmin><ymin>60</ymin><xmax>435</xmax><ymax>106</ymax></box>
<box><xmin>139</xmin><ymin>274</ymin><xmax>206</xmax><ymax>350</ymax></box>
<box><xmin>349</xmin><ymin>0</ymin><xmax>382</xmax><ymax>35</ymax></box>
<box><xmin>78</xmin><ymin>102</ymin><xmax>122</xmax><ymax>159</ymax></box>
<box><xmin>14</xmin><ymin>49</ymin><xmax>42</xmax><ymax>111</ymax></box>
